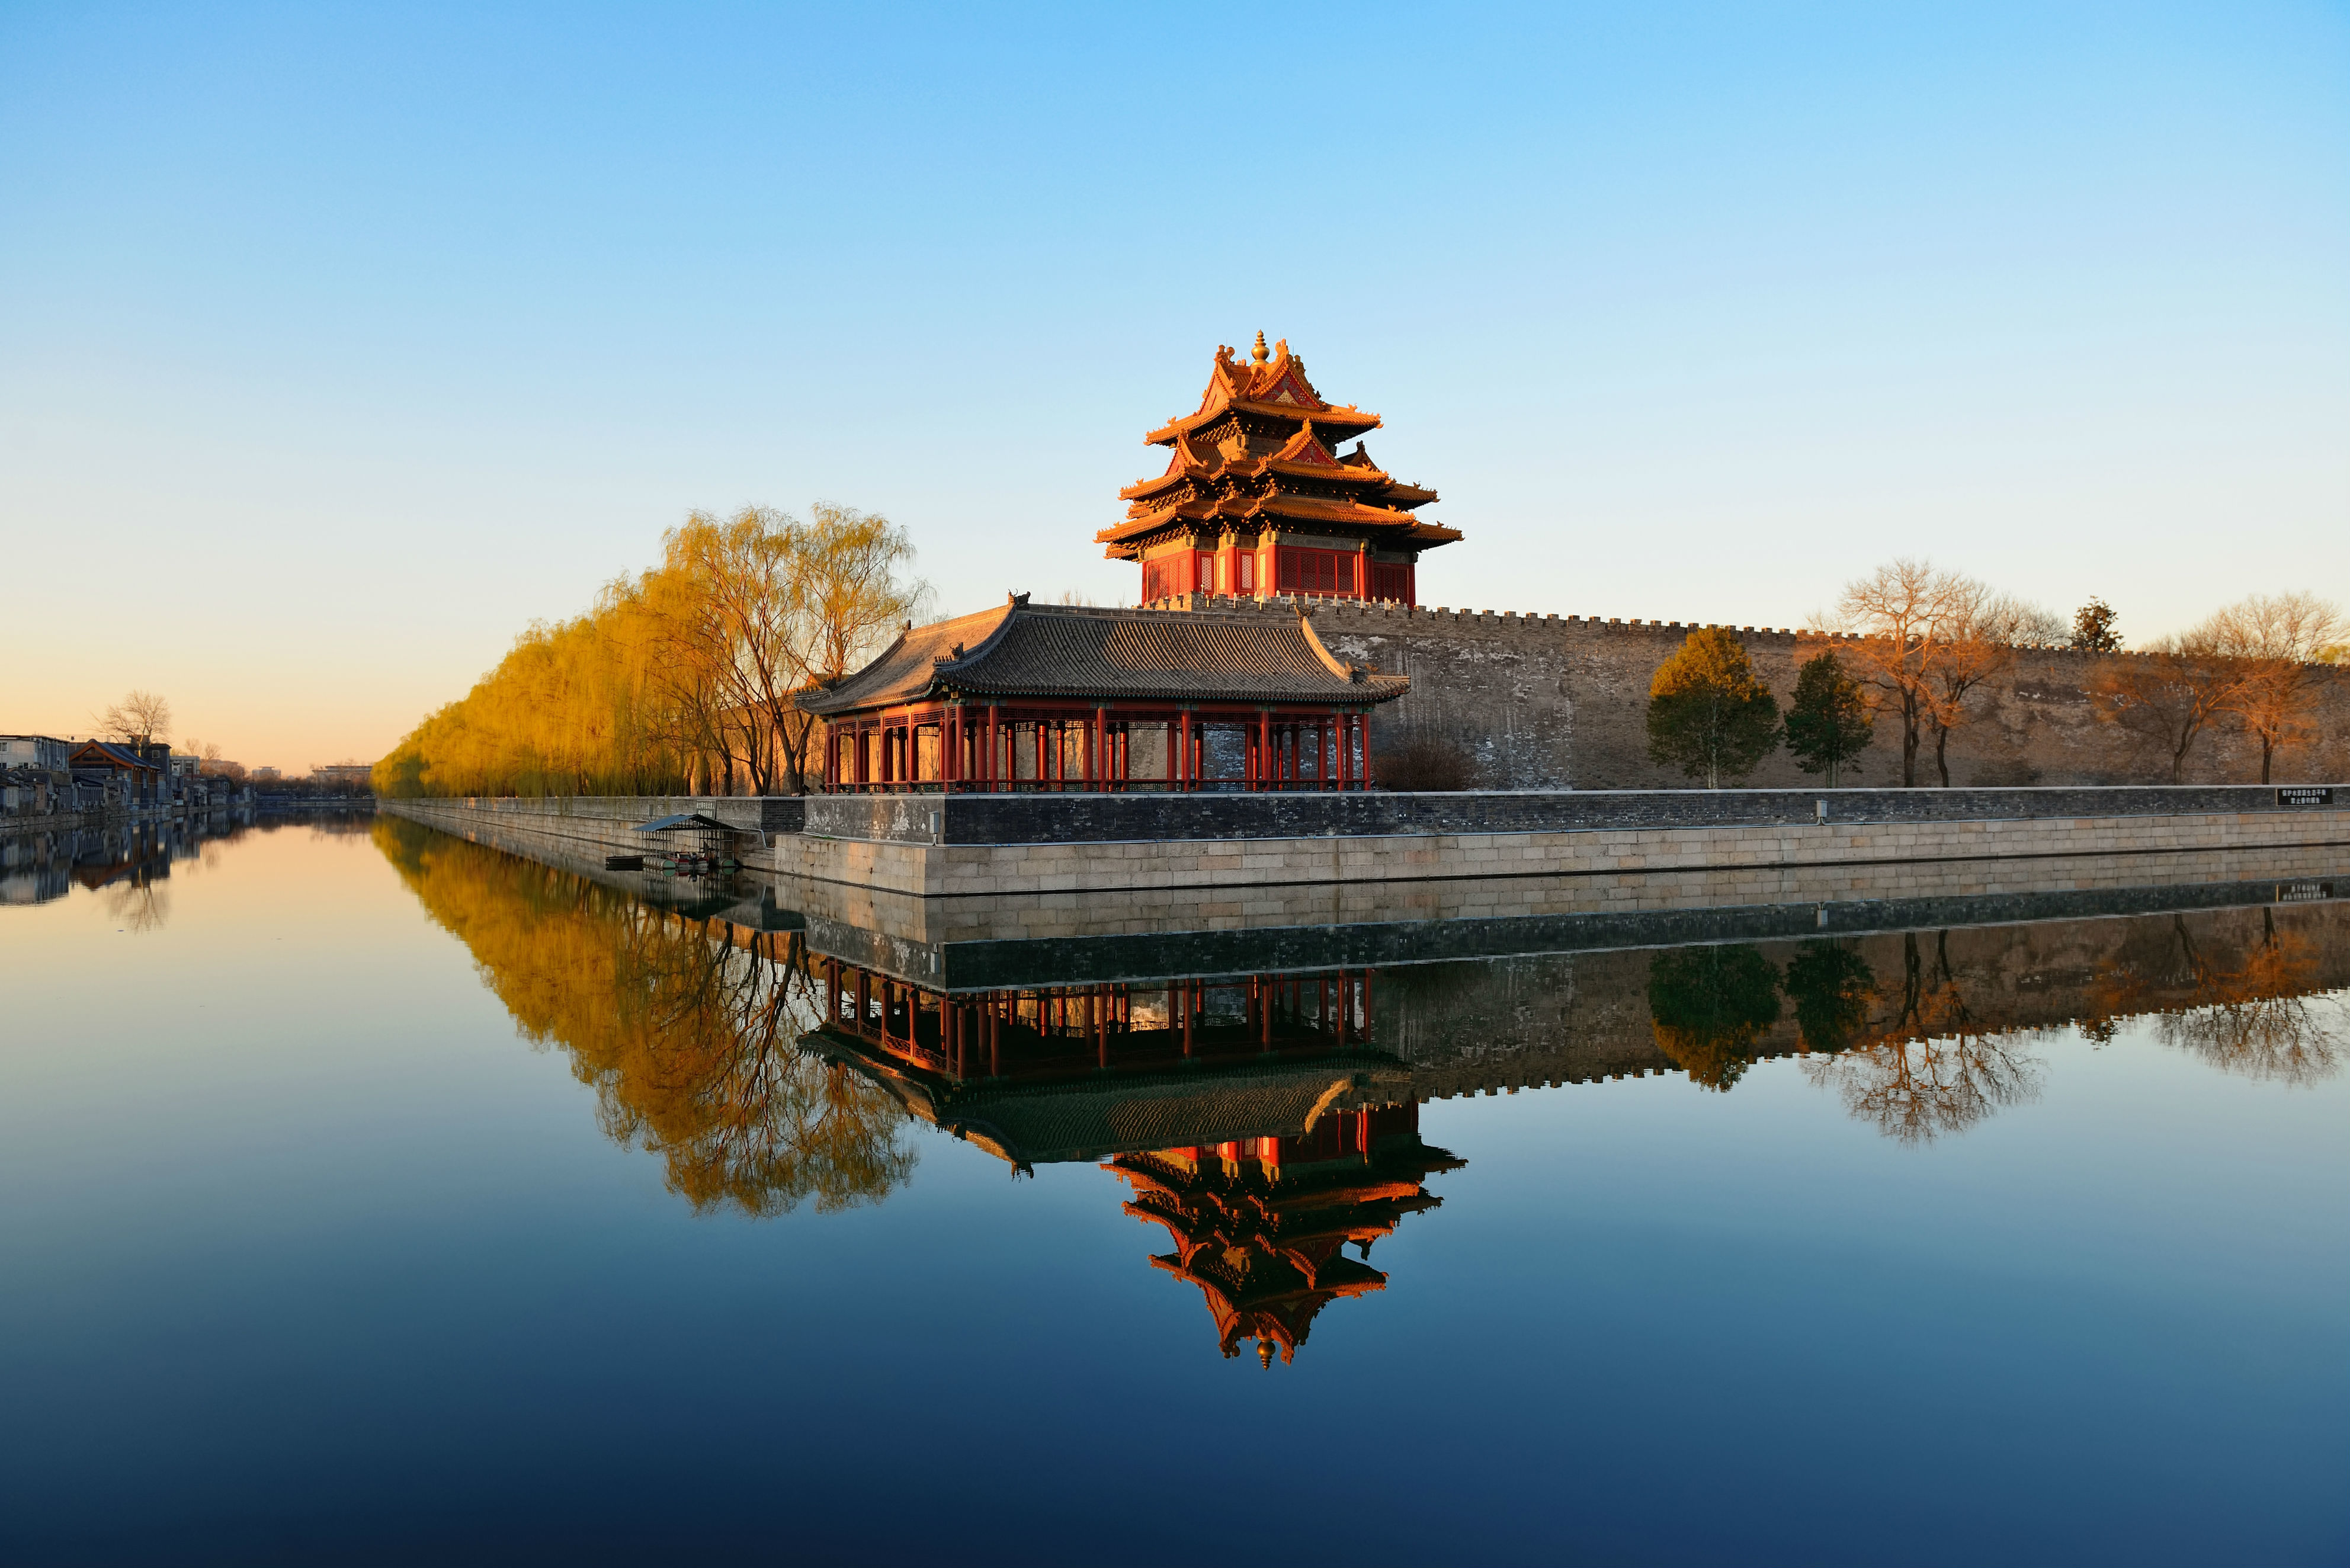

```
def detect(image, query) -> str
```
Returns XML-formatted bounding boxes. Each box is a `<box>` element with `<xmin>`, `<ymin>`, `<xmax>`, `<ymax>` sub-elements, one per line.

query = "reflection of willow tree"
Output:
<box><xmin>373</xmin><ymin>817</ymin><xmax>915</xmax><ymax>1214</ymax></box>
<box><xmin>1801</xmin><ymin>932</ymin><xmax>2043</xmax><ymax>1144</ymax></box>
<box><xmin>1647</xmin><ymin>945</ymin><xmax>1781</xmax><ymax>1091</ymax></box>
<box><xmin>2092</xmin><ymin>910</ymin><xmax>2343</xmax><ymax>1088</ymax></box>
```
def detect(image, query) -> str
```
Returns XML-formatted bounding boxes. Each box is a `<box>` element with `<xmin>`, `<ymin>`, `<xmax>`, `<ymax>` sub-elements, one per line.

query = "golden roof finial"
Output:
<box><xmin>1251</xmin><ymin>330</ymin><xmax>1269</xmax><ymax>364</ymax></box>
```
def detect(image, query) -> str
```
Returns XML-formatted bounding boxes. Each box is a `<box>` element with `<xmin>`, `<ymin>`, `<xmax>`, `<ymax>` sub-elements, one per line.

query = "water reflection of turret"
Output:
<box><xmin>1113</xmin><ymin>1113</ymin><xmax>1461</xmax><ymax>1366</ymax></box>
<box><xmin>807</xmin><ymin>961</ymin><xmax>1461</xmax><ymax>1366</ymax></box>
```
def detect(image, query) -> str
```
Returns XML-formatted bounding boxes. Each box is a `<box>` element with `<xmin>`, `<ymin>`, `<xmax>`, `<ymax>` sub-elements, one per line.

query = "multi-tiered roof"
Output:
<box><xmin>1097</xmin><ymin>334</ymin><xmax>1461</xmax><ymax>571</ymax></box>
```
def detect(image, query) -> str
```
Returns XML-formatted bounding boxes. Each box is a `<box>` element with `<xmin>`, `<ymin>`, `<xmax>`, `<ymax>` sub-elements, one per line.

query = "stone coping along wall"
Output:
<box><xmin>801</xmin><ymin>784</ymin><xmax>2343</xmax><ymax>846</ymax></box>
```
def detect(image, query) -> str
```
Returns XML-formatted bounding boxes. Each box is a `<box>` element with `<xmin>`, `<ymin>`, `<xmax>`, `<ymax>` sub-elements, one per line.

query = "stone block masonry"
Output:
<box><xmin>375</xmin><ymin>794</ymin><xmax>801</xmax><ymax>867</ymax></box>
<box><xmin>383</xmin><ymin>785</ymin><xmax>2349</xmax><ymax>902</ymax></box>
<box><xmin>1137</xmin><ymin>594</ymin><xmax>2350</xmax><ymax>791</ymax></box>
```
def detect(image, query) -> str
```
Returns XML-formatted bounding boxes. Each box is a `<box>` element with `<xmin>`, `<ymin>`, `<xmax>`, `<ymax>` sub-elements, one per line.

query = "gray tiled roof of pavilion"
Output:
<box><xmin>797</xmin><ymin>597</ymin><xmax>1408</xmax><ymax>716</ymax></box>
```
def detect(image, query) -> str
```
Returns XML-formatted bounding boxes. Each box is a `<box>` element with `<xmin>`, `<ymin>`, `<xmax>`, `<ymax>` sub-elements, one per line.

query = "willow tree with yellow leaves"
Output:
<box><xmin>375</xmin><ymin>504</ymin><xmax>925</xmax><ymax>798</ymax></box>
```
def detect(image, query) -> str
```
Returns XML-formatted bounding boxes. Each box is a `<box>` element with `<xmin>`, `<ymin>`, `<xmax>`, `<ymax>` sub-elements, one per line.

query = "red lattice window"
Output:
<box><xmin>1368</xmin><ymin>562</ymin><xmax>1411</xmax><ymax>602</ymax></box>
<box><xmin>1142</xmin><ymin>554</ymin><xmax>1188</xmax><ymax>601</ymax></box>
<box><xmin>1277</xmin><ymin>547</ymin><xmax>1360</xmax><ymax>597</ymax></box>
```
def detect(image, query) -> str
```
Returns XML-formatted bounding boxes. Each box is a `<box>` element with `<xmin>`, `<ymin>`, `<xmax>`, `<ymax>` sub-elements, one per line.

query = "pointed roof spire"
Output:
<box><xmin>1251</xmin><ymin>330</ymin><xmax>1269</xmax><ymax>364</ymax></box>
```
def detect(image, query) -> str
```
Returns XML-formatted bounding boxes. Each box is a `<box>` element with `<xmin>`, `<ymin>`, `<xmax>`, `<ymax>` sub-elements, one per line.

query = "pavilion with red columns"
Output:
<box><xmin>797</xmin><ymin>594</ymin><xmax>1408</xmax><ymax>793</ymax></box>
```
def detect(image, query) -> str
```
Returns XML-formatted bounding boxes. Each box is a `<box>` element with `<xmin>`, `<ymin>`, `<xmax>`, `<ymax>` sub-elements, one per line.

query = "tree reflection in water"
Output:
<box><xmin>100</xmin><ymin>877</ymin><xmax>171</xmax><ymax>932</ymax></box>
<box><xmin>1645</xmin><ymin>945</ymin><xmax>1781</xmax><ymax>1091</ymax></box>
<box><xmin>1782</xmin><ymin>941</ymin><xmax>1877</xmax><ymax>1054</ymax></box>
<box><xmin>374</xmin><ymin>817</ymin><xmax>916</xmax><ymax>1214</ymax></box>
<box><xmin>2093</xmin><ymin>909</ymin><xmax>2345</xmax><ymax>1088</ymax></box>
<box><xmin>1801</xmin><ymin>932</ymin><xmax>2046</xmax><ymax>1145</ymax></box>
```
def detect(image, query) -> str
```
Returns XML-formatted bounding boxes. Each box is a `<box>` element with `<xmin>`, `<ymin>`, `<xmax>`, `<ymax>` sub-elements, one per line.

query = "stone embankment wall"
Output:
<box><xmin>377</xmin><ymin>794</ymin><xmax>802</xmax><ymax>865</ymax></box>
<box><xmin>1138</xmin><ymin>594</ymin><xmax>2350</xmax><ymax>790</ymax></box>
<box><xmin>800</xmin><ymin>788</ymin><xmax>2347</xmax><ymax>900</ymax></box>
<box><xmin>383</xmin><ymin>787</ymin><xmax>2350</xmax><ymax>900</ymax></box>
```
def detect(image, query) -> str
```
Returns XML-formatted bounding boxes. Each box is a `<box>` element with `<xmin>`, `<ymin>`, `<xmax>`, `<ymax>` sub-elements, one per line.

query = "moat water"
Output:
<box><xmin>2</xmin><ymin>816</ymin><xmax>2345</xmax><ymax>1565</ymax></box>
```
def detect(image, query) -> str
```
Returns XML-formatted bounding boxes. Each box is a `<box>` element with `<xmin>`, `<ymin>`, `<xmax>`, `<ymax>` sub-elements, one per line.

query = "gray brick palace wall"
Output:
<box><xmin>1136</xmin><ymin>594</ymin><xmax>2350</xmax><ymax>790</ymax></box>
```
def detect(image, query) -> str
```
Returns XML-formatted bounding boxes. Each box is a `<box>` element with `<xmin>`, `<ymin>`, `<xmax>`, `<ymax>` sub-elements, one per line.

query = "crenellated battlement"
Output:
<box><xmin>1142</xmin><ymin>591</ymin><xmax>2184</xmax><ymax>658</ymax></box>
<box><xmin>1131</xmin><ymin>591</ymin><xmax>2350</xmax><ymax>788</ymax></box>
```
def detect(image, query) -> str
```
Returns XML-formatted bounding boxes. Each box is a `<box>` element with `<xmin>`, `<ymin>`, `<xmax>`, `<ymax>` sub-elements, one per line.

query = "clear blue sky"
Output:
<box><xmin>4</xmin><ymin>2</ymin><xmax>2345</xmax><ymax>768</ymax></box>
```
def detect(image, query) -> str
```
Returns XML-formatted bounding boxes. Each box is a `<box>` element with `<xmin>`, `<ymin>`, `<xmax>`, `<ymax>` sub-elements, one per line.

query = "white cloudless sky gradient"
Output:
<box><xmin>2</xmin><ymin>2</ymin><xmax>2345</xmax><ymax>769</ymax></box>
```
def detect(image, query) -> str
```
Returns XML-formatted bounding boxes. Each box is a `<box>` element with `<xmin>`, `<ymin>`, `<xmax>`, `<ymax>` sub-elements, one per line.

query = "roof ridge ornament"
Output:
<box><xmin>1251</xmin><ymin>330</ymin><xmax>1269</xmax><ymax>364</ymax></box>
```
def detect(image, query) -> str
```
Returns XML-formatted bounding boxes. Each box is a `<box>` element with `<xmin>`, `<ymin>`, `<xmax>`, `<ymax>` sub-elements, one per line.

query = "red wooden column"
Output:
<box><xmin>1163</xmin><ymin>719</ymin><xmax>1176</xmax><ymax>788</ymax></box>
<box><xmin>1093</xmin><ymin>706</ymin><xmax>1108</xmax><ymax>793</ymax></box>
<box><xmin>1257</xmin><ymin>709</ymin><xmax>1272</xmax><ymax>792</ymax></box>
<box><xmin>1359</xmin><ymin>710</ymin><xmax>1374</xmax><ymax>790</ymax></box>
<box><xmin>1178</xmin><ymin>711</ymin><xmax>1193</xmax><ymax>793</ymax></box>
<box><xmin>1336</xmin><ymin>713</ymin><xmax>1351</xmax><ymax>790</ymax></box>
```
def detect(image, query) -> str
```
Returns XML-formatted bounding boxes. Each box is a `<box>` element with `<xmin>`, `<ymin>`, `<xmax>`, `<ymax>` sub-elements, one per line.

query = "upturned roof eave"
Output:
<box><xmin>1096</xmin><ymin>499</ymin><xmax>1444</xmax><ymax>547</ymax></box>
<box><xmin>934</xmin><ymin>679</ymin><xmax>1408</xmax><ymax>707</ymax></box>
<box><xmin>1117</xmin><ymin>457</ymin><xmax>1401</xmax><ymax>505</ymax></box>
<box><xmin>1145</xmin><ymin>399</ymin><xmax>1381</xmax><ymax>446</ymax></box>
<box><xmin>810</xmin><ymin>673</ymin><xmax>1412</xmax><ymax>717</ymax></box>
